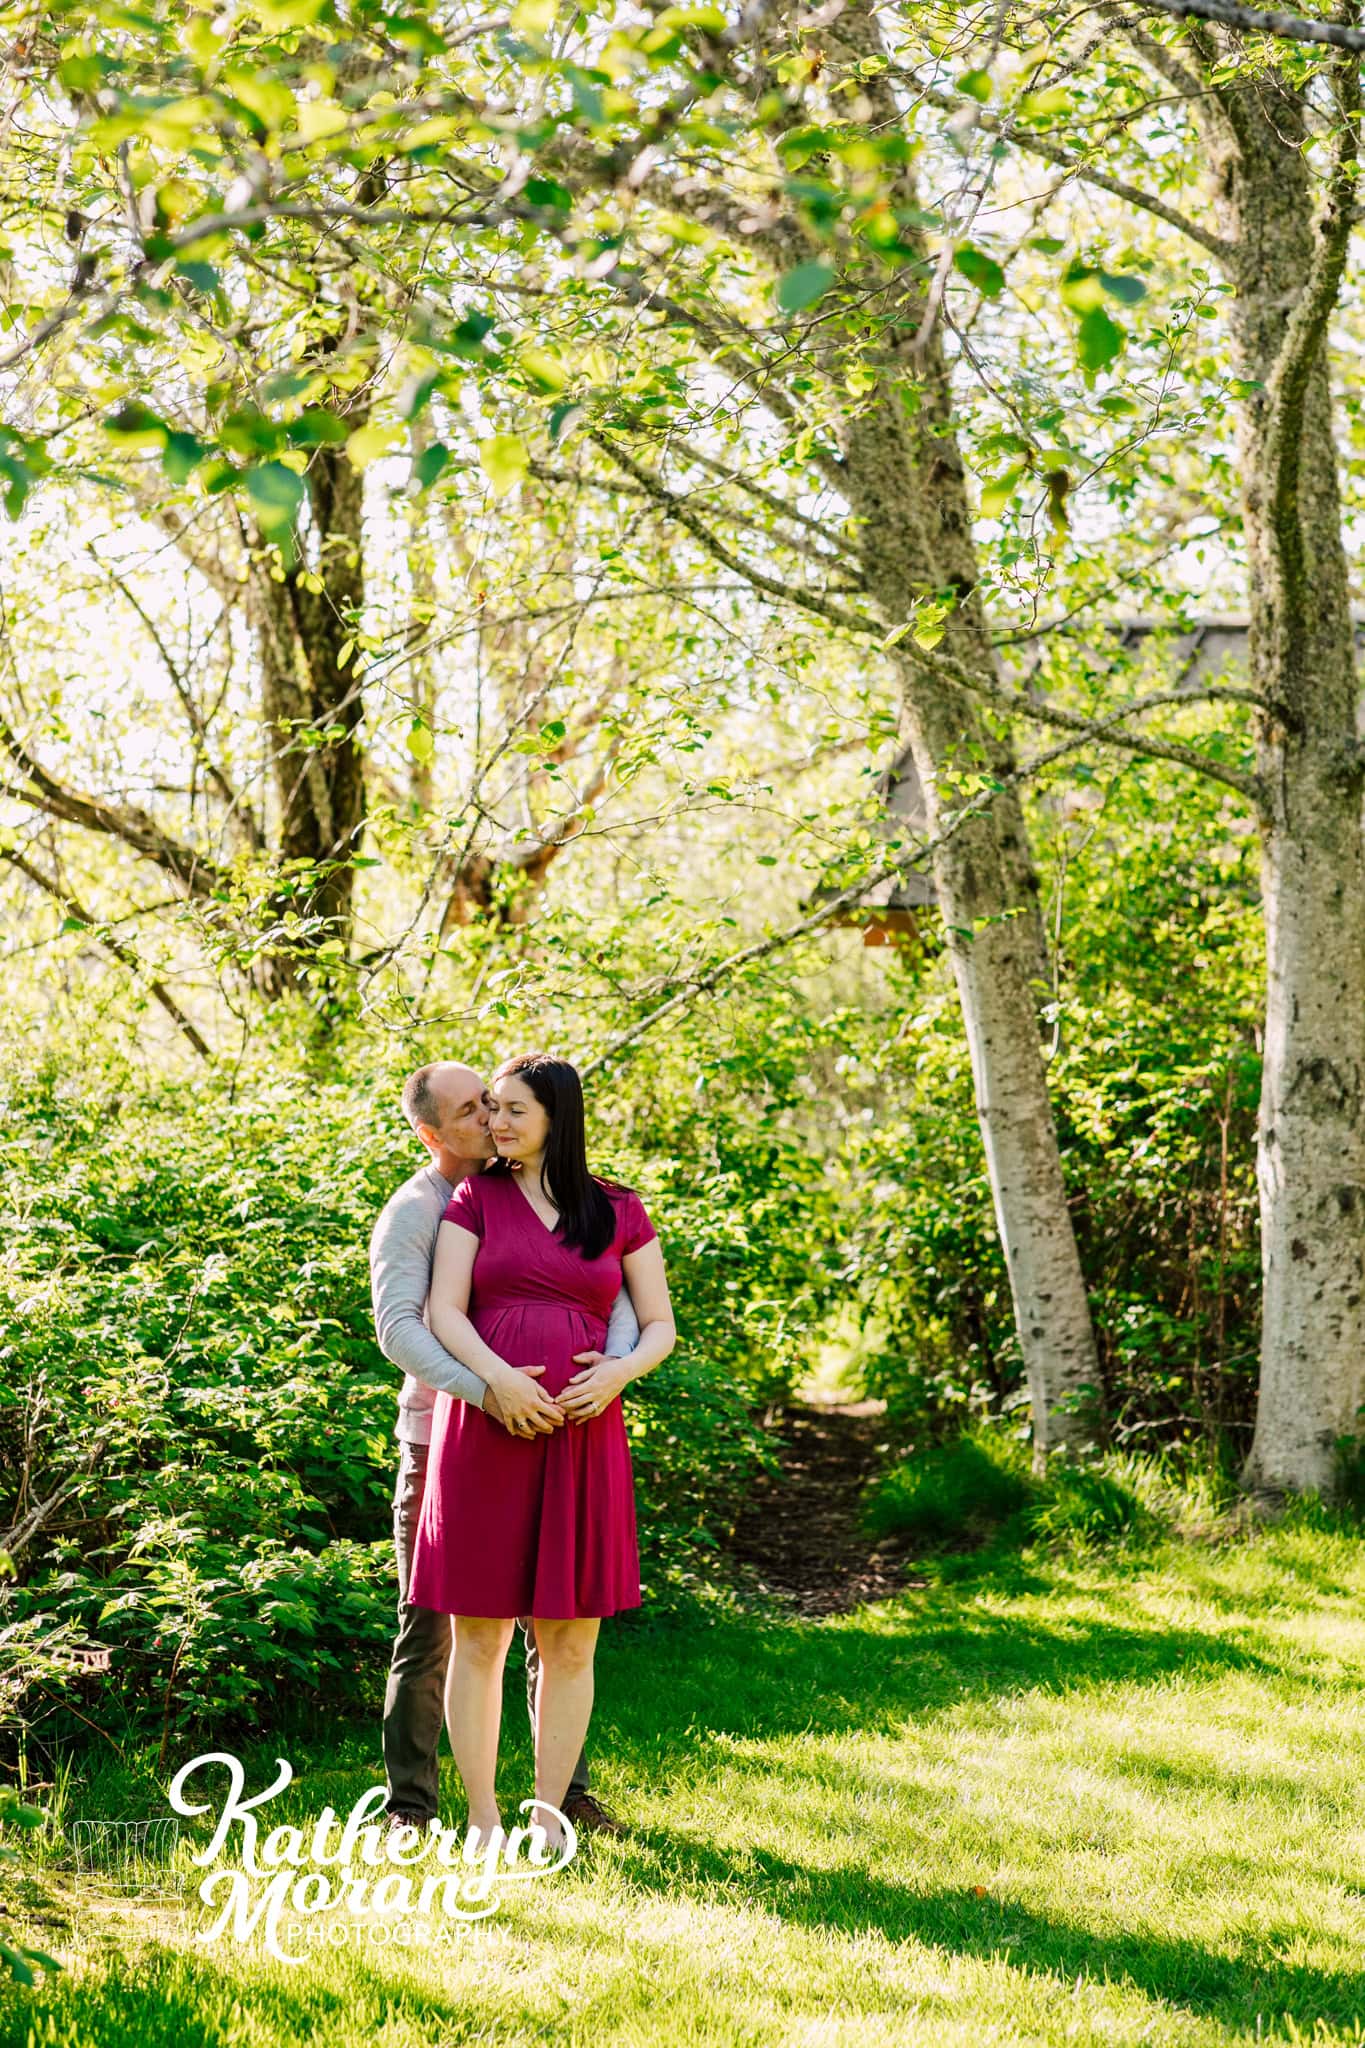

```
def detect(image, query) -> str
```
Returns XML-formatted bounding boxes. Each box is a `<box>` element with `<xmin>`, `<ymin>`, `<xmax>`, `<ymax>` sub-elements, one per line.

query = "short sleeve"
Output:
<box><xmin>617</xmin><ymin>1188</ymin><xmax>657</xmax><ymax>1256</ymax></box>
<box><xmin>441</xmin><ymin>1175</ymin><xmax>484</xmax><ymax>1238</ymax></box>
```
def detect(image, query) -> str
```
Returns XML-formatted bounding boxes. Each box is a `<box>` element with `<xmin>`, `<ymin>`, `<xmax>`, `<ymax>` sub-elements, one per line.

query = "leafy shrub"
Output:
<box><xmin>0</xmin><ymin>1786</ymin><xmax>59</xmax><ymax>1986</ymax></box>
<box><xmin>859</xmin><ymin>1425</ymin><xmax>1034</xmax><ymax>1546</ymax></box>
<box><xmin>862</xmin><ymin>1426</ymin><xmax>1162</xmax><ymax>1556</ymax></box>
<box><xmin>1027</xmin><ymin>1459</ymin><xmax>1154</xmax><ymax>1549</ymax></box>
<box><xmin>839</xmin><ymin>755</ymin><xmax>1264</xmax><ymax>1463</ymax></box>
<box><xmin>1</xmin><ymin>1040</ymin><xmax>803</xmax><ymax>1757</ymax></box>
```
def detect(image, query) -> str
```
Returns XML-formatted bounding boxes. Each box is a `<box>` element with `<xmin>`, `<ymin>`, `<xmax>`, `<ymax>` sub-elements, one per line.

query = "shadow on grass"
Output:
<box><xmin>0</xmin><ymin>1946</ymin><xmax>491</xmax><ymax>2048</ymax></box>
<box><xmin>14</xmin><ymin>1843</ymin><xmax>1354</xmax><ymax>2048</ymax></box>
<box><xmin>61</xmin><ymin>1587</ymin><xmax>1305</xmax><ymax>1842</ymax></box>
<box><xmin>604</xmin><ymin>1826</ymin><xmax>1363</xmax><ymax>2036</ymax></box>
<box><xmin>18</xmin><ymin>1563</ymin><xmax>1364</xmax><ymax>2046</ymax></box>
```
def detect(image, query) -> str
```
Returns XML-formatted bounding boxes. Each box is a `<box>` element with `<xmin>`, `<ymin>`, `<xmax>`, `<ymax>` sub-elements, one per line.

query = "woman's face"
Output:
<box><xmin>489</xmin><ymin>1074</ymin><xmax>551</xmax><ymax>1165</ymax></box>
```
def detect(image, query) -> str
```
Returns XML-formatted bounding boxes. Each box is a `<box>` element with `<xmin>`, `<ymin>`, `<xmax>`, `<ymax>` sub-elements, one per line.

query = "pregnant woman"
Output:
<box><xmin>407</xmin><ymin>1052</ymin><xmax>675</xmax><ymax>1855</ymax></box>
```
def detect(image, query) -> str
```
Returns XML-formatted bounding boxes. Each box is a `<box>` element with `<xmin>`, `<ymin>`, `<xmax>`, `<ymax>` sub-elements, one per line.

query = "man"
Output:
<box><xmin>369</xmin><ymin>1059</ymin><xmax>637</xmax><ymax>1839</ymax></box>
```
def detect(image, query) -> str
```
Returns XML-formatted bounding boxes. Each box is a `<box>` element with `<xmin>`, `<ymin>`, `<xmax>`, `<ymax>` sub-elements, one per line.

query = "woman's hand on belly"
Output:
<box><xmin>558</xmin><ymin>1351</ymin><xmax>631</xmax><ymax>1424</ymax></box>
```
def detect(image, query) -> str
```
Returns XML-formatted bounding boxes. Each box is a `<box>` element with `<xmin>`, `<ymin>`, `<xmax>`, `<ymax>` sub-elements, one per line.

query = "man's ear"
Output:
<box><xmin>414</xmin><ymin>1121</ymin><xmax>439</xmax><ymax>1154</ymax></box>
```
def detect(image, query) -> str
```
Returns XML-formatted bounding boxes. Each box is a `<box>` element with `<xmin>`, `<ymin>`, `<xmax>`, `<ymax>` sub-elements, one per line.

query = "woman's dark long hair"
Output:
<box><xmin>488</xmin><ymin>1052</ymin><xmax>619</xmax><ymax>1259</ymax></box>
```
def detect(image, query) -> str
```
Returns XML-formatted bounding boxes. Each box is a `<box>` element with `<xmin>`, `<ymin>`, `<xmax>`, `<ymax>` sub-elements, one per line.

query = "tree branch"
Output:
<box><xmin>588</xmin><ymin>432</ymin><xmax>873</xmax><ymax>636</ymax></box>
<box><xmin>1</xmin><ymin>848</ymin><xmax>212</xmax><ymax>1058</ymax></box>
<box><xmin>581</xmin><ymin>643</ymin><xmax>1258</xmax><ymax>1077</ymax></box>
<box><xmin>83</xmin><ymin>544</ymin><xmax>261</xmax><ymax>843</ymax></box>
<box><xmin>895</xmin><ymin>640</ymin><xmax>1265</xmax><ymax>803</ymax></box>
<box><xmin>1262</xmin><ymin>32</ymin><xmax>1362</xmax><ymax>642</ymax></box>
<box><xmin>1121</xmin><ymin>0</ymin><xmax>1365</xmax><ymax>51</ymax></box>
<box><xmin>0</xmin><ymin>712</ymin><xmax>228</xmax><ymax>898</ymax></box>
<box><xmin>915</xmin><ymin>85</ymin><xmax>1231</xmax><ymax>259</ymax></box>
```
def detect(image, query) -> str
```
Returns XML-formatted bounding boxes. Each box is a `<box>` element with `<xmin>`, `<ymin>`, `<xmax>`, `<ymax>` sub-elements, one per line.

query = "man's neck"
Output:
<box><xmin>426</xmin><ymin>1149</ymin><xmax>485</xmax><ymax>1188</ymax></box>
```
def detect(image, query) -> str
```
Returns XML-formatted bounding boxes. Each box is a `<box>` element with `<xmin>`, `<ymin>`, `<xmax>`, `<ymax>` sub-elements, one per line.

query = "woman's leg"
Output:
<box><xmin>531</xmin><ymin>1617</ymin><xmax>600</xmax><ymax>1846</ymax></box>
<box><xmin>447</xmin><ymin>1615</ymin><xmax>516</xmax><ymax>1848</ymax></box>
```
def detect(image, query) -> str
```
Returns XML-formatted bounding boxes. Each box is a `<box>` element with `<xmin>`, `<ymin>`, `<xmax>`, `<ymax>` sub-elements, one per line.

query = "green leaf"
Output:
<box><xmin>956</xmin><ymin>69</ymin><xmax>993</xmax><ymax>102</ymax></box>
<box><xmin>1019</xmin><ymin>85</ymin><xmax>1070</xmax><ymax>119</ymax></box>
<box><xmin>245</xmin><ymin>462</ymin><xmax>305</xmax><ymax>532</ymax></box>
<box><xmin>954</xmin><ymin>246</ymin><xmax>1005</xmax><ymax>299</ymax></box>
<box><xmin>1098</xmin><ymin>269</ymin><xmax>1148</xmax><ymax>305</ymax></box>
<box><xmin>979</xmin><ymin>463</ymin><xmax>1027</xmax><ymax>517</ymax></box>
<box><xmin>479</xmin><ymin>433</ymin><xmax>528</xmax><ymax>497</ymax></box>
<box><xmin>58</xmin><ymin>49</ymin><xmax>110</xmax><ymax>92</ymax></box>
<box><xmin>413</xmin><ymin>442</ymin><xmax>449</xmax><ymax>489</ymax></box>
<box><xmin>523</xmin><ymin>176</ymin><xmax>573</xmax><ymax>213</ymax></box>
<box><xmin>104</xmin><ymin>403</ymin><xmax>168</xmax><ymax>452</ymax></box>
<box><xmin>520</xmin><ymin>346</ymin><xmax>570</xmax><ymax>394</ymax></box>
<box><xmin>407</xmin><ymin>722</ymin><xmax>435</xmax><ymax>764</ymax></box>
<box><xmin>1077</xmin><ymin>305</ymin><xmax>1124</xmax><ymax>372</ymax></box>
<box><xmin>286</xmin><ymin>409</ymin><xmax>350</xmax><ymax>447</ymax></box>
<box><xmin>221</xmin><ymin>408</ymin><xmax>284</xmax><ymax>457</ymax></box>
<box><xmin>776</xmin><ymin>262</ymin><xmax>835</xmax><ymax>314</ymax></box>
<box><xmin>175</xmin><ymin>260</ymin><xmax>219</xmax><ymax>295</ymax></box>
<box><xmin>1059</xmin><ymin>265</ymin><xmax>1106</xmax><ymax>313</ymax></box>
<box><xmin>346</xmin><ymin>422</ymin><xmax>402</xmax><ymax>470</ymax></box>
<box><xmin>162</xmin><ymin>430</ymin><xmax>205</xmax><ymax>484</ymax></box>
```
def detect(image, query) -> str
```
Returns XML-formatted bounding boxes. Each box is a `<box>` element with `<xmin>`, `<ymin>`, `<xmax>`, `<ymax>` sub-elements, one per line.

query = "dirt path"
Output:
<box><xmin>724</xmin><ymin>1399</ymin><xmax>924</xmax><ymax>1617</ymax></box>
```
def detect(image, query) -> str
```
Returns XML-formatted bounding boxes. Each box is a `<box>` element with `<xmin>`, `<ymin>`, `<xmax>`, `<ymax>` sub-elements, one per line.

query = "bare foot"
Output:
<box><xmin>464</xmin><ymin>1817</ymin><xmax>504</xmax><ymax>1858</ymax></box>
<box><xmin>528</xmin><ymin>1811</ymin><xmax>572</xmax><ymax>1860</ymax></box>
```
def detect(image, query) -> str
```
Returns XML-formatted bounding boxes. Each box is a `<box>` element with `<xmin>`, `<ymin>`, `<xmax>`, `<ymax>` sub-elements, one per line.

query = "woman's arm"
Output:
<box><xmin>561</xmin><ymin>1239</ymin><xmax>676</xmax><ymax>1422</ymax></box>
<box><xmin>428</xmin><ymin>1221</ymin><xmax>564</xmax><ymax>1434</ymax></box>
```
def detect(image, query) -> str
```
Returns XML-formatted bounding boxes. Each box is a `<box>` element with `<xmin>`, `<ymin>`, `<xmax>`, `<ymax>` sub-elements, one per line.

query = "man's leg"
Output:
<box><xmin>382</xmin><ymin>1438</ymin><xmax>451</xmax><ymax>1821</ymax></box>
<box><xmin>518</xmin><ymin>1615</ymin><xmax>589</xmax><ymax>1798</ymax></box>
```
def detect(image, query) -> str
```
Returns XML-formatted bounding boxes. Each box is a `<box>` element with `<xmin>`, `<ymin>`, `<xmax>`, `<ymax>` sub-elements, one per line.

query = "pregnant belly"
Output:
<box><xmin>474</xmin><ymin>1302</ymin><xmax>608</xmax><ymax>1400</ymax></box>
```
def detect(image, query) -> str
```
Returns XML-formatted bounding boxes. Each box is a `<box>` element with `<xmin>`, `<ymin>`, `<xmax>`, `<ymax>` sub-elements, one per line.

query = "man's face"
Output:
<box><xmin>426</xmin><ymin>1066</ymin><xmax>496</xmax><ymax>1161</ymax></box>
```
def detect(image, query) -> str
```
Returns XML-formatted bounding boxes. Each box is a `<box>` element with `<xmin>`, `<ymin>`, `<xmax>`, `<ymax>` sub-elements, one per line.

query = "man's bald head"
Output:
<box><xmin>401</xmin><ymin>1061</ymin><xmax>486</xmax><ymax>1136</ymax></box>
<box><xmin>399</xmin><ymin>1061</ymin><xmax>495</xmax><ymax>1176</ymax></box>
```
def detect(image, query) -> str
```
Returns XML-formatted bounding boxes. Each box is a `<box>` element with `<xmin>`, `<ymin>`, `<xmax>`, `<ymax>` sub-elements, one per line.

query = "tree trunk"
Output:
<box><xmin>1200</xmin><ymin>77</ymin><xmax>1365</xmax><ymax>1498</ymax></box>
<box><xmin>253</xmin><ymin>443</ymin><xmax>368</xmax><ymax>987</ymax></box>
<box><xmin>824</xmin><ymin>0</ymin><xmax>1103</xmax><ymax>1457</ymax></box>
<box><xmin>843</xmin><ymin>400</ymin><xmax>1102</xmax><ymax>1458</ymax></box>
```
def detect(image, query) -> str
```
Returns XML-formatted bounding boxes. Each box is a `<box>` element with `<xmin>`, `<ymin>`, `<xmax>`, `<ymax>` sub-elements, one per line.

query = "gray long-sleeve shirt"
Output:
<box><xmin>369</xmin><ymin>1162</ymin><xmax>642</xmax><ymax>1444</ymax></box>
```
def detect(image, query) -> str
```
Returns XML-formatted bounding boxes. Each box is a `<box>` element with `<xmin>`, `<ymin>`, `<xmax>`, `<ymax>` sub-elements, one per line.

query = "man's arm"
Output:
<box><xmin>370</xmin><ymin>1194</ymin><xmax>488</xmax><ymax>1409</ymax></box>
<box><xmin>603</xmin><ymin>1284</ymin><xmax>641</xmax><ymax>1359</ymax></box>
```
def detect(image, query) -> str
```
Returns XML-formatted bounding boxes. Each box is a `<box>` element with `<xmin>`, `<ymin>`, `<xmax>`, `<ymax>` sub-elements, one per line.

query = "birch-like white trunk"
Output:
<box><xmin>823</xmin><ymin>0</ymin><xmax>1103</xmax><ymax>1459</ymax></box>
<box><xmin>841</xmin><ymin>382</ymin><xmax>1102</xmax><ymax>1456</ymax></box>
<box><xmin>892</xmin><ymin>661</ymin><xmax>1103</xmax><ymax>1458</ymax></box>
<box><xmin>1250</xmin><ymin>761</ymin><xmax>1365</xmax><ymax>1494</ymax></box>
<box><xmin>1199</xmin><ymin>81</ymin><xmax>1365</xmax><ymax>1497</ymax></box>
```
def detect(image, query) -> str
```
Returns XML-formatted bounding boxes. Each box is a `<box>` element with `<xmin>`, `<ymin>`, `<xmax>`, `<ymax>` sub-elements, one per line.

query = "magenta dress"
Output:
<box><xmin>407</xmin><ymin>1171</ymin><xmax>656</xmax><ymax>1619</ymax></box>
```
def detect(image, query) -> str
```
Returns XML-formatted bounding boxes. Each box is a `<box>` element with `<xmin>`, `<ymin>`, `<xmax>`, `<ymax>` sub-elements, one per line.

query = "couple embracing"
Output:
<box><xmin>368</xmin><ymin>1052</ymin><xmax>675</xmax><ymax>1858</ymax></box>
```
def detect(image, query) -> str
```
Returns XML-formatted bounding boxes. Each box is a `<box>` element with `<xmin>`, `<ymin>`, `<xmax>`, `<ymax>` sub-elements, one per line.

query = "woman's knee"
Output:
<box><xmin>455</xmin><ymin>1617</ymin><xmax>515</xmax><ymax>1665</ymax></box>
<box><xmin>532</xmin><ymin>1618</ymin><xmax>599</xmax><ymax>1673</ymax></box>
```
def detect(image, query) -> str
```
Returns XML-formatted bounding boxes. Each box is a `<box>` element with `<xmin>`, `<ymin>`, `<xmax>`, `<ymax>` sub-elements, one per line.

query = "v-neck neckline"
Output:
<box><xmin>505</xmin><ymin>1169</ymin><xmax>563</xmax><ymax>1241</ymax></box>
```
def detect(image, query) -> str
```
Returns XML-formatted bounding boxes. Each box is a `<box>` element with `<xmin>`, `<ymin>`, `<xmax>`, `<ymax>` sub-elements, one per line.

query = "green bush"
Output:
<box><xmin>859</xmin><ymin>1425</ymin><xmax>1034</xmax><ymax>1547</ymax></box>
<box><xmin>861</xmin><ymin>1426</ymin><xmax>1162</xmax><ymax>1556</ymax></box>
<box><xmin>1027</xmin><ymin>1459</ymin><xmax>1154</xmax><ymax>1549</ymax></box>
<box><xmin>1</xmin><ymin>1038</ymin><xmax>806</xmax><ymax>1757</ymax></box>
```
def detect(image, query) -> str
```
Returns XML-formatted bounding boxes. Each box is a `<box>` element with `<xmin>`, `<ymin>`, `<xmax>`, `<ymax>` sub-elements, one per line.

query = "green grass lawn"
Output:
<box><xmin>6</xmin><ymin>1523</ymin><xmax>1365</xmax><ymax>2046</ymax></box>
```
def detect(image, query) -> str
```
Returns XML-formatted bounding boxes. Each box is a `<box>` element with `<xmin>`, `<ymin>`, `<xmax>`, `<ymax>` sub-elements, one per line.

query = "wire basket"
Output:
<box><xmin>67</xmin><ymin>1816</ymin><xmax>185</xmax><ymax>1901</ymax></box>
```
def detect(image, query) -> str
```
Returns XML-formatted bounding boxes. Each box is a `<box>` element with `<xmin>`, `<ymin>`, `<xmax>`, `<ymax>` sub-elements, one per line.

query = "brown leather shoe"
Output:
<box><xmin>387</xmin><ymin>1809</ymin><xmax>432</xmax><ymax>1834</ymax></box>
<box><xmin>559</xmin><ymin>1791</ymin><xmax>626</xmax><ymax>1839</ymax></box>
